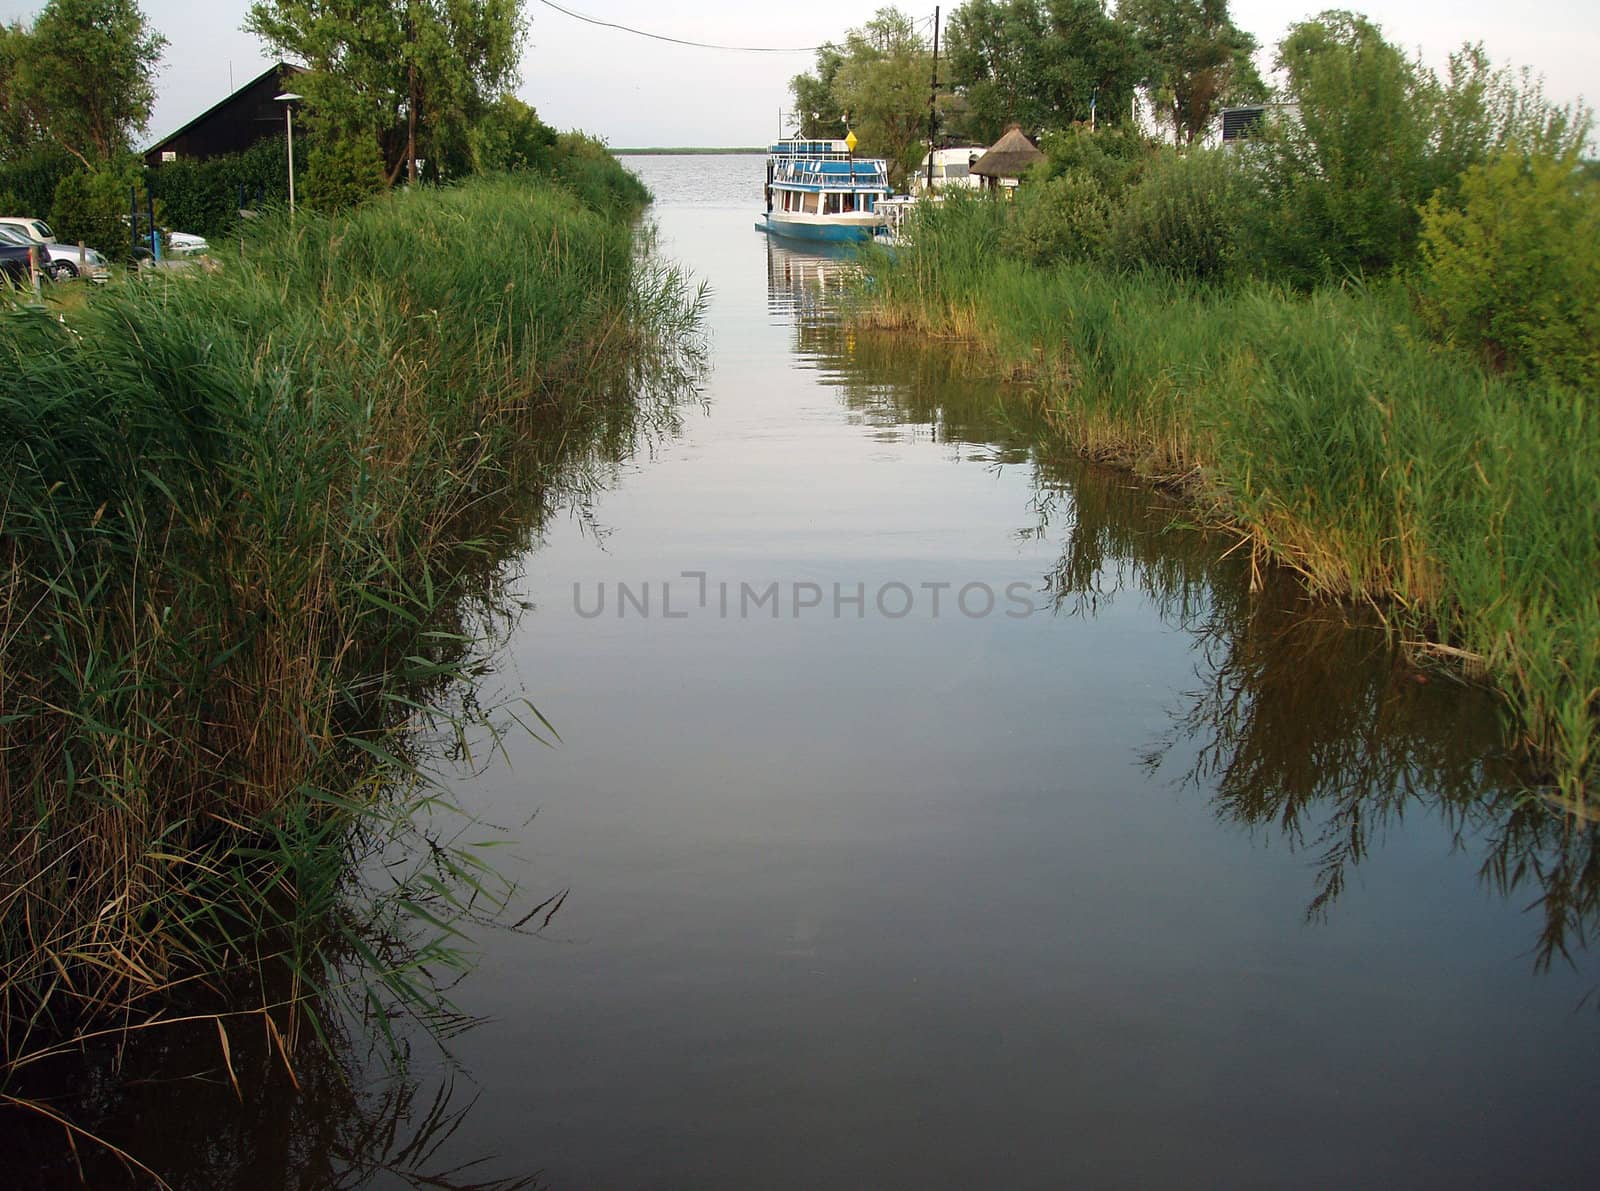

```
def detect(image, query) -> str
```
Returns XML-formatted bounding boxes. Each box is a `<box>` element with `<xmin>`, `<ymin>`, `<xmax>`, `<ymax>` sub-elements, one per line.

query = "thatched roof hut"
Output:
<box><xmin>970</xmin><ymin>125</ymin><xmax>1045</xmax><ymax>189</ymax></box>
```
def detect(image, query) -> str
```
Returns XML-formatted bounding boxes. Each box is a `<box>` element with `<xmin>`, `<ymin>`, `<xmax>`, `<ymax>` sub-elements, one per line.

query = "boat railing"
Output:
<box><xmin>773</xmin><ymin>161</ymin><xmax>889</xmax><ymax>189</ymax></box>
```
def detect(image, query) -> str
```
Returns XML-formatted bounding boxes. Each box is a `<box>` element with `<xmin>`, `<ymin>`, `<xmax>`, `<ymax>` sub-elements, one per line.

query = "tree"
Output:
<box><xmin>246</xmin><ymin>0</ymin><xmax>524</xmax><ymax>188</ymax></box>
<box><xmin>791</xmin><ymin>8</ymin><xmax>930</xmax><ymax>188</ymax></box>
<box><xmin>0</xmin><ymin>23</ymin><xmax>46</xmax><ymax>156</ymax></box>
<box><xmin>6</xmin><ymin>0</ymin><xmax>166</xmax><ymax>167</ymax></box>
<box><xmin>834</xmin><ymin>8</ymin><xmax>932</xmax><ymax>186</ymax></box>
<box><xmin>790</xmin><ymin>44</ymin><xmax>846</xmax><ymax>139</ymax></box>
<box><xmin>1241</xmin><ymin>12</ymin><xmax>1432</xmax><ymax>281</ymax></box>
<box><xmin>1118</xmin><ymin>0</ymin><xmax>1261</xmax><ymax>145</ymax></box>
<box><xmin>944</xmin><ymin>0</ymin><xmax>1142</xmax><ymax>143</ymax></box>
<box><xmin>1243</xmin><ymin>11</ymin><xmax>1593</xmax><ymax>284</ymax></box>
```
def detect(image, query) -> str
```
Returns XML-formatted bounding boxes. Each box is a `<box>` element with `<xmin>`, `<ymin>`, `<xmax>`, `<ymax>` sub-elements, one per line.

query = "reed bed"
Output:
<box><xmin>855</xmin><ymin>198</ymin><xmax>1598</xmax><ymax>803</ymax></box>
<box><xmin>0</xmin><ymin>169</ymin><xmax>703</xmax><ymax>1126</ymax></box>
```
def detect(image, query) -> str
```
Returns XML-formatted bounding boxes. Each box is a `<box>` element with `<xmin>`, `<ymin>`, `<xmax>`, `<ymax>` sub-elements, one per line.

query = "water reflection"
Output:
<box><xmin>0</xmin><ymin>260</ymin><xmax>705</xmax><ymax>1187</ymax></box>
<box><xmin>770</xmin><ymin>237</ymin><xmax>1600</xmax><ymax>979</ymax></box>
<box><xmin>5</xmin><ymin>1015</ymin><xmax>539</xmax><ymax>1189</ymax></box>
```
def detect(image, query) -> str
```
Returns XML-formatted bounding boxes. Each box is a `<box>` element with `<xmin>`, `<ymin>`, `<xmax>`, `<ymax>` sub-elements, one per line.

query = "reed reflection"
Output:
<box><xmin>0</xmin><ymin>265</ymin><xmax>704</xmax><ymax>1187</ymax></box>
<box><xmin>768</xmin><ymin>239</ymin><xmax>1600</xmax><ymax>976</ymax></box>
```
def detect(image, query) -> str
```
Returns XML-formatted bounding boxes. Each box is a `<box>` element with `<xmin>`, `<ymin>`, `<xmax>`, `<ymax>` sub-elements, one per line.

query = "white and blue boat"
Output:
<box><xmin>757</xmin><ymin>137</ymin><xmax>890</xmax><ymax>244</ymax></box>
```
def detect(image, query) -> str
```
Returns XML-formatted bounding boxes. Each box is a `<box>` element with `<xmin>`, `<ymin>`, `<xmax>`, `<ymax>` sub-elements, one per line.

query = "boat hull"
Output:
<box><xmin>756</xmin><ymin>213</ymin><xmax>882</xmax><ymax>243</ymax></box>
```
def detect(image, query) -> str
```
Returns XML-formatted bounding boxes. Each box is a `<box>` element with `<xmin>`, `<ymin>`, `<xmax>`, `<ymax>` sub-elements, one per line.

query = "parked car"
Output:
<box><xmin>0</xmin><ymin>237</ymin><xmax>34</xmax><ymax>287</ymax></box>
<box><xmin>165</xmin><ymin>230</ymin><xmax>209</xmax><ymax>257</ymax></box>
<box><xmin>119</xmin><ymin>214</ymin><xmax>210</xmax><ymax>259</ymax></box>
<box><xmin>0</xmin><ymin>217</ymin><xmax>111</xmax><ymax>281</ymax></box>
<box><xmin>0</xmin><ymin>216</ymin><xmax>55</xmax><ymax>243</ymax></box>
<box><xmin>0</xmin><ymin>225</ymin><xmax>50</xmax><ymax>286</ymax></box>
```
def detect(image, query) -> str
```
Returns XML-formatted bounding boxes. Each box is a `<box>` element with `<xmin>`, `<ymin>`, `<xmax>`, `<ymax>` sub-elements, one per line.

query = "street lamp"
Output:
<box><xmin>275</xmin><ymin>92</ymin><xmax>302</xmax><ymax>216</ymax></box>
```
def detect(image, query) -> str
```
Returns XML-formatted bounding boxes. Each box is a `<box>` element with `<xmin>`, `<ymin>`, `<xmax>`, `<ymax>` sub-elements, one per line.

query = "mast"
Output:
<box><xmin>926</xmin><ymin>6</ymin><xmax>940</xmax><ymax>192</ymax></box>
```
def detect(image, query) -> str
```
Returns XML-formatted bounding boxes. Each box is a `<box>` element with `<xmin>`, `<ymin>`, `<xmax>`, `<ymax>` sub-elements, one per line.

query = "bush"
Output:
<box><xmin>1245</xmin><ymin>14</ymin><xmax>1592</xmax><ymax>285</ymax></box>
<box><xmin>147</xmin><ymin>135</ymin><xmax>289</xmax><ymax>239</ymax></box>
<box><xmin>1001</xmin><ymin>171</ymin><xmax>1111</xmax><ymax>266</ymax></box>
<box><xmin>1417</xmin><ymin>151</ymin><xmax>1600</xmax><ymax>388</ymax></box>
<box><xmin>475</xmin><ymin>94</ymin><xmax>559</xmax><ymax>174</ymax></box>
<box><xmin>1039</xmin><ymin>123</ymin><xmax>1151</xmax><ymax>198</ymax></box>
<box><xmin>1104</xmin><ymin>148</ymin><xmax>1240</xmax><ymax>279</ymax></box>
<box><xmin>0</xmin><ymin>147</ymin><xmax>75</xmax><ymax>219</ymax></box>
<box><xmin>543</xmin><ymin>130</ymin><xmax>650</xmax><ymax>217</ymax></box>
<box><xmin>303</xmin><ymin>131</ymin><xmax>386</xmax><ymax>213</ymax></box>
<box><xmin>49</xmin><ymin>167</ymin><xmax>139</xmax><ymax>257</ymax></box>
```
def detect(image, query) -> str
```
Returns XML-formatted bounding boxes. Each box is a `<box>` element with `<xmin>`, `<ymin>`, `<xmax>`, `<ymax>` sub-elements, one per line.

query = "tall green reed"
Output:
<box><xmin>853</xmin><ymin>199</ymin><xmax>1598</xmax><ymax>802</ymax></box>
<box><xmin>0</xmin><ymin>169</ymin><xmax>704</xmax><ymax>1146</ymax></box>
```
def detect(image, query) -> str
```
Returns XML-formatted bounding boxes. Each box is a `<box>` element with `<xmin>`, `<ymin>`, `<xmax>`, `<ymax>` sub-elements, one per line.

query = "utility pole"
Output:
<box><xmin>406</xmin><ymin>0</ymin><xmax>418</xmax><ymax>184</ymax></box>
<box><xmin>926</xmin><ymin>5</ymin><xmax>940</xmax><ymax>193</ymax></box>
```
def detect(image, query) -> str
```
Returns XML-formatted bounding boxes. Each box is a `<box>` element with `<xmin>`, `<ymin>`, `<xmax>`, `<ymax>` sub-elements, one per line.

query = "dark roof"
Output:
<box><xmin>971</xmin><ymin>126</ymin><xmax>1045</xmax><ymax>179</ymax></box>
<box><xmin>144</xmin><ymin>61</ymin><xmax>306</xmax><ymax>165</ymax></box>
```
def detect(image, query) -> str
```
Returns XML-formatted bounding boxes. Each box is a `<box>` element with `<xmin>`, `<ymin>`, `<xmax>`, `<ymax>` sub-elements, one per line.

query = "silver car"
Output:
<box><xmin>0</xmin><ymin>219</ymin><xmax>111</xmax><ymax>282</ymax></box>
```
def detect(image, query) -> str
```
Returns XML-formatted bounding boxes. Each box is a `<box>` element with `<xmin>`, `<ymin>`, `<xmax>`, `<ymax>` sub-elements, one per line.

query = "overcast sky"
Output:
<box><xmin>3</xmin><ymin>0</ymin><xmax>1595</xmax><ymax>149</ymax></box>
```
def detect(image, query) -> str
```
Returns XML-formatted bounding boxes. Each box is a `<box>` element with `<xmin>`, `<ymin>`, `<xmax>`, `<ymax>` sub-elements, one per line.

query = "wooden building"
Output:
<box><xmin>144</xmin><ymin>62</ymin><xmax>305</xmax><ymax>167</ymax></box>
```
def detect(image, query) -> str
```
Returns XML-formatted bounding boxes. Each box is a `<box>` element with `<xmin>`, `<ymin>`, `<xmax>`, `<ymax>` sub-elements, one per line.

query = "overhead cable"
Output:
<box><xmin>535</xmin><ymin>0</ymin><xmax>825</xmax><ymax>53</ymax></box>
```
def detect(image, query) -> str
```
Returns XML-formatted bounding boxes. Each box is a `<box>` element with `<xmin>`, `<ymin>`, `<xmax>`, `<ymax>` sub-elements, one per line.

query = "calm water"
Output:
<box><xmin>425</xmin><ymin>155</ymin><xmax>1600</xmax><ymax>1187</ymax></box>
<box><xmin>13</xmin><ymin>154</ymin><xmax>1600</xmax><ymax>1188</ymax></box>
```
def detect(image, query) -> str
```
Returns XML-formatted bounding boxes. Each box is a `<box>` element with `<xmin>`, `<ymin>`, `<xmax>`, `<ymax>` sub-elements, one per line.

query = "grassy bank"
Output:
<box><xmin>0</xmin><ymin>167</ymin><xmax>701</xmax><ymax>1124</ymax></box>
<box><xmin>855</xmin><ymin>198</ymin><xmax>1597</xmax><ymax>802</ymax></box>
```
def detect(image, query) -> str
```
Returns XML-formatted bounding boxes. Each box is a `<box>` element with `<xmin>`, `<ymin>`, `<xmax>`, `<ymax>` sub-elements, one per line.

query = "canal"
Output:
<box><xmin>418</xmin><ymin>154</ymin><xmax>1600</xmax><ymax>1188</ymax></box>
<box><xmin>14</xmin><ymin>153</ymin><xmax>1600</xmax><ymax>1189</ymax></box>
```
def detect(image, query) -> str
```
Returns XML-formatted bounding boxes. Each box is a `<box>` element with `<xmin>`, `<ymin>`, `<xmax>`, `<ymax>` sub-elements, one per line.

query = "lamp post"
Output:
<box><xmin>275</xmin><ymin>92</ymin><xmax>302</xmax><ymax>216</ymax></box>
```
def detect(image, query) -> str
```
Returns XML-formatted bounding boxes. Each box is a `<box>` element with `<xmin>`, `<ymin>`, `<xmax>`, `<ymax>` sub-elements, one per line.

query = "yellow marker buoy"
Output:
<box><xmin>845</xmin><ymin>129</ymin><xmax>858</xmax><ymax>153</ymax></box>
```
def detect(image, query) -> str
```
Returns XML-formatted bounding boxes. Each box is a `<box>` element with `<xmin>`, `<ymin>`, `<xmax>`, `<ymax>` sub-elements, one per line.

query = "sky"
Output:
<box><xmin>2</xmin><ymin>0</ymin><xmax>1596</xmax><ymax>149</ymax></box>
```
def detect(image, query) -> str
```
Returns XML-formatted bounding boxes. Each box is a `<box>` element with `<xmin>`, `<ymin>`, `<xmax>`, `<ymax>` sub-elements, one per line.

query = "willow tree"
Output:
<box><xmin>246</xmin><ymin>0</ymin><xmax>523</xmax><ymax>194</ymax></box>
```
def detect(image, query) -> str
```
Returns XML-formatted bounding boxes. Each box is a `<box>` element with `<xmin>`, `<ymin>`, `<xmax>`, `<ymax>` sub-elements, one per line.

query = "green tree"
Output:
<box><xmin>1243</xmin><ymin>11</ymin><xmax>1591</xmax><ymax>283</ymax></box>
<box><xmin>834</xmin><ymin>8</ymin><xmax>932</xmax><ymax>187</ymax></box>
<box><xmin>1244</xmin><ymin>11</ymin><xmax>1433</xmax><ymax>281</ymax></box>
<box><xmin>246</xmin><ymin>0</ymin><xmax>524</xmax><ymax>187</ymax></box>
<box><xmin>791</xmin><ymin>8</ymin><xmax>930</xmax><ymax>188</ymax></box>
<box><xmin>790</xmin><ymin>44</ymin><xmax>846</xmax><ymax>138</ymax></box>
<box><xmin>7</xmin><ymin>0</ymin><xmax>166</xmax><ymax>167</ymax></box>
<box><xmin>944</xmin><ymin>0</ymin><xmax>1143</xmax><ymax>143</ymax></box>
<box><xmin>1117</xmin><ymin>0</ymin><xmax>1261</xmax><ymax>145</ymax></box>
<box><xmin>1427</xmin><ymin>43</ymin><xmax>1592</xmax><ymax>206</ymax></box>
<box><xmin>0</xmin><ymin>23</ymin><xmax>46</xmax><ymax>156</ymax></box>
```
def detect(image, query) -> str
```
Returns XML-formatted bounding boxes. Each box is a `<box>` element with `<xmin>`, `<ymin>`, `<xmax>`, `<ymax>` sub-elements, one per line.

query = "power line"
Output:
<box><xmin>534</xmin><ymin>0</ymin><xmax>824</xmax><ymax>53</ymax></box>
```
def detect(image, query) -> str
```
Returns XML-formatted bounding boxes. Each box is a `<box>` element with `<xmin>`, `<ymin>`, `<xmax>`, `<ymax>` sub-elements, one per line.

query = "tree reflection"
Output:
<box><xmin>1046</xmin><ymin>442</ymin><xmax>1600</xmax><ymax>976</ymax></box>
<box><xmin>768</xmin><ymin>236</ymin><xmax>1600</xmax><ymax>976</ymax></box>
